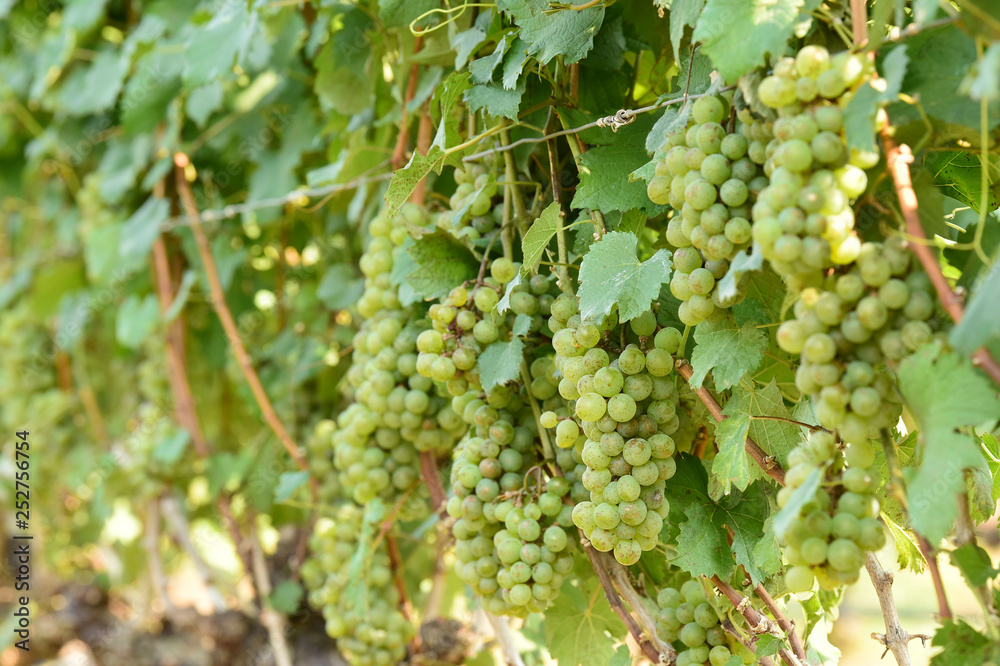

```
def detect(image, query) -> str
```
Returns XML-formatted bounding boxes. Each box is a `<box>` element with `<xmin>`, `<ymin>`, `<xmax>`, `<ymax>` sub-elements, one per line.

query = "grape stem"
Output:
<box><xmin>144</xmin><ymin>496</ymin><xmax>174</xmax><ymax>615</ymax></box>
<box><xmin>386</xmin><ymin>533</ymin><xmax>421</xmax><ymax>654</ymax></box>
<box><xmin>420</xmin><ymin>450</ymin><xmax>449</xmax><ymax>513</ymax></box>
<box><xmin>583</xmin><ymin>544</ymin><xmax>675</xmax><ymax>664</ymax></box>
<box><xmin>916</xmin><ymin>535</ymin><xmax>953</xmax><ymax>621</ymax></box>
<box><xmin>751</xmin><ymin>415</ymin><xmax>827</xmax><ymax>432</ymax></box>
<box><xmin>879</xmin><ymin>129</ymin><xmax>1000</xmax><ymax>387</ymax></box>
<box><xmin>250</xmin><ymin>529</ymin><xmax>295</xmax><ymax>666</ymax></box>
<box><xmin>865</xmin><ymin>552</ymin><xmax>932</xmax><ymax>666</ymax></box>
<box><xmin>710</xmin><ymin>576</ymin><xmax>802</xmax><ymax>666</ymax></box>
<box><xmin>754</xmin><ymin>581</ymin><xmax>807</xmax><ymax>662</ymax></box>
<box><xmin>520</xmin><ymin>363</ymin><xmax>556</xmax><ymax>461</ymax></box>
<box><xmin>483</xmin><ymin>611</ymin><xmax>527</xmax><ymax>666</ymax></box>
<box><xmin>719</xmin><ymin>619</ymin><xmax>777</xmax><ymax>666</ymax></box>
<box><xmin>544</xmin><ymin>110</ymin><xmax>573</xmax><ymax>293</ymax></box>
<box><xmin>675</xmin><ymin>360</ymin><xmax>788</xmax><ymax>485</ymax></box>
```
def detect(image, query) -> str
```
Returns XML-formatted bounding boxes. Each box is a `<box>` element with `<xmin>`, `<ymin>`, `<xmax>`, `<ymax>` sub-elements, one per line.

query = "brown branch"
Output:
<box><xmin>711</xmin><ymin>576</ymin><xmax>800</xmax><ymax>666</ymax></box>
<box><xmin>916</xmin><ymin>536</ymin><xmax>953</xmax><ymax>620</ymax></box>
<box><xmin>251</xmin><ymin>529</ymin><xmax>294</xmax><ymax>666</ymax></box>
<box><xmin>850</xmin><ymin>0</ymin><xmax>868</xmax><ymax>45</ymax></box>
<box><xmin>880</xmin><ymin>131</ymin><xmax>1000</xmax><ymax>386</ymax></box>
<box><xmin>584</xmin><ymin>544</ymin><xmax>672</xmax><ymax>664</ymax></box>
<box><xmin>865</xmin><ymin>553</ymin><xmax>931</xmax><ymax>666</ymax></box>
<box><xmin>483</xmin><ymin>611</ymin><xmax>527</xmax><ymax>666</ymax></box>
<box><xmin>72</xmin><ymin>354</ymin><xmax>110</xmax><ymax>446</ymax></box>
<box><xmin>144</xmin><ymin>496</ymin><xmax>173</xmax><ymax>614</ymax></box>
<box><xmin>605</xmin><ymin>556</ymin><xmax>675</xmax><ymax>658</ymax></box>
<box><xmin>174</xmin><ymin>160</ymin><xmax>313</xmax><ymax>479</ymax></box>
<box><xmin>423</xmin><ymin>526</ymin><xmax>449</xmax><ymax>619</ymax></box>
<box><xmin>386</xmin><ymin>534</ymin><xmax>420</xmax><ymax>653</ymax></box>
<box><xmin>751</xmin><ymin>415</ymin><xmax>828</xmax><ymax>432</ymax></box>
<box><xmin>151</xmin><ymin>235</ymin><xmax>209</xmax><ymax>457</ymax></box>
<box><xmin>411</xmin><ymin>104</ymin><xmax>434</xmax><ymax>206</ymax></box>
<box><xmin>720</xmin><ymin>619</ymin><xmax>777</xmax><ymax>666</ymax></box>
<box><xmin>392</xmin><ymin>35</ymin><xmax>424</xmax><ymax>170</ymax></box>
<box><xmin>676</xmin><ymin>360</ymin><xmax>787</xmax><ymax>485</ymax></box>
<box><xmin>755</xmin><ymin>582</ymin><xmax>807</xmax><ymax>662</ymax></box>
<box><xmin>420</xmin><ymin>450</ymin><xmax>447</xmax><ymax>513</ymax></box>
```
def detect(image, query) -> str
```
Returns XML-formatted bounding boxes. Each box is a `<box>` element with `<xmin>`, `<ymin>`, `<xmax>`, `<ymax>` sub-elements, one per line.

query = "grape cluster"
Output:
<box><xmin>448</xmin><ymin>402</ymin><xmax>575</xmax><ymax>615</ymax></box>
<box><xmin>436</xmin><ymin>164</ymin><xmax>501</xmax><ymax>242</ymax></box>
<box><xmin>647</xmin><ymin>94</ymin><xmax>768</xmax><ymax>326</ymax></box>
<box><xmin>416</xmin><ymin>260</ymin><xmax>554</xmax><ymax>396</ymax></box>
<box><xmin>750</xmin><ymin>45</ymin><xmax>876</xmax><ymax>287</ymax></box>
<box><xmin>303</xmin><ymin>505</ymin><xmax>415</xmax><ymax>666</ymax></box>
<box><xmin>776</xmin><ymin>238</ymin><xmax>937</xmax><ymax>444</ymax></box>
<box><xmin>780</xmin><ymin>431</ymin><xmax>885</xmax><ymax>592</ymax></box>
<box><xmin>656</xmin><ymin>579</ymin><xmax>751</xmax><ymax>666</ymax></box>
<box><xmin>328</xmin><ymin>209</ymin><xmax>466</xmax><ymax>511</ymax></box>
<box><xmin>547</xmin><ymin>302</ymin><xmax>680</xmax><ymax>564</ymax></box>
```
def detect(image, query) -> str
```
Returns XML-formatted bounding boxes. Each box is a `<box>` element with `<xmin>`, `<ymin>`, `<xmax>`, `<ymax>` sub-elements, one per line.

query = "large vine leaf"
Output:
<box><xmin>692</xmin><ymin>0</ymin><xmax>822</xmax><ymax>82</ymax></box>
<box><xmin>477</xmin><ymin>314</ymin><xmax>532</xmax><ymax>393</ymax></box>
<box><xmin>577</xmin><ymin>231</ymin><xmax>672</xmax><ymax>324</ymax></box>
<box><xmin>900</xmin><ymin>345</ymin><xmax>1000</xmax><ymax>542</ymax></box>
<box><xmin>689</xmin><ymin>317</ymin><xmax>767</xmax><ymax>390</ymax></box>
<box><xmin>543</xmin><ymin>578</ymin><xmax>624</xmax><ymax>666</ymax></box>
<box><xmin>664</xmin><ymin>455</ymin><xmax>775</xmax><ymax>585</ymax></box>
<box><xmin>950</xmin><ymin>257</ymin><xmax>1000</xmax><ymax>356</ymax></box>
<box><xmin>405</xmin><ymin>232</ymin><xmax>480</xmax><ymax>300</ymax></box>
<box><xmin>521</xmin><ymin>202</ymin><xmax>562</xmax><ymax>273</ymax></box>
<box><xmin>573</xmin><ymin>115</ymin><xmax>665</xmax><ymax>214</ymax></box>
<box><xmin>498</xmin><ymin>0</ymin><xmax>605</xmax><ymax>65</ymax></box>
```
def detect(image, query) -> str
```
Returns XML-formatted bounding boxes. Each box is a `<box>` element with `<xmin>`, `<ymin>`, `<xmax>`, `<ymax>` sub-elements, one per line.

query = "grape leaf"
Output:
<box><xmin>499</xmin><ymin>0</ymin><xmax>605</xmax><ymax>65</ymax></box>
<box><xmin>543</xmin><ymin>578</ymin><xmax>624</xmax><ymax>666</ymax></box>
<box><xmin>930</xmin><ymin>619</ymin><xmax>1000</xmax><ymax>666</ymax></box>
<box><xmin>502</xmin><ymin>37</ymin><xmax>530</xmax><ymax>90</ymax></box>
<box><xmin>452</xmin><ymin>23</ymin><xmax>488</xmax><ymax>70</ymax></box>
<box><xmin>183</xmin><ymin>3</ymin><xmax>254</xmax><ymax>87</ymax></box>
<box><xmin>900</xmin><ymin>345</ymin><xmax>1000</xmax><ymax>542</ymax></box>
<box><xmin>521</xmin><ymin>203</ymin><xmax>562</xmax><ymax>273</ymax></box>
<box><xmin>318</xmin><ymin>265</ymin><xmax>364</xmax><ymax>310</ymax></box>
<box><xmin>950</xmin><ymin>543</ymin><xmax>999</xmax><ymax>588</ymax></box>
<box><xmin>772</xmin><ymin>468</ymin><xmax>821</xmax><ymax>539</ymax></box>
<box><xmin>669</xmin><ymin>0</ymin><xmax>707</xmax><ymax>63</ymax></box>
<box><xmin>469</xmin><ymin>35</ymin><xmax>509</xmax><ymax>84</ymax></box>
<box><xmin>609</xmin><ymin>645</ymin><xmax>631</xmax><ymax>666</ymax></box>
<box><xmin>119</xmin><ymin>196</ymin><xmax>169</xmax><ymax>269</ymax></box>
<box><xmin>713</xmin><ymin>411</ymin><xmax>752</xmax><ymax>493</ymax></box>
<box><xmin>577</xmin><ymin>231</ymin><xmax>672</xmax><ymax>324</ymax></box>
<box><xmin>405</xmin><ymin>232</ymin><xmax>480</xmax><ymax>300</ymax></box>
<box><xmin>115</xmin><ymin>294</ymin><xmax>160</xmax><ymax>350</ymax></box>
<box><xmin>717</xmin><ymin>243</ymin><xmax>764</xmax><ymax>303</ymax></box>
<box><xmin>665</xmin><ymin>455</ymin><xmax>773</xmax><ymax>585</ymax></box>
<box><xmin>432</xmin><ymin>72</ymin><xmax>472</xmax><ymax>152</ymax></box>
<box><xmin>185</xmin><ymin>81</ymin><xmax>225</xmax><ymax>128</ymax></box>
<box><xmin>385</xmin><ymin>148</ymin><xmax>448</xmax><ymax>219</ymax></box>
<box><xmin>881</xmin><ymin>512</ymin><xmax>925</xmax><ymax>573</ymax></box>
<box><xmin>573</xmin><ymin>115</ymin><xmax>665</xmax><ymax>214</ymax></box>
<box><xmin>962</xmin><ymin>41</ymin><xmax>1000</xmax><ymax>101</ymax></box>
<box><xmin>950</xmin><ymin>258</ymin><xmax>1000</xmax><ymax>356</ymax></box>
<box><xmin>274</xmin><ymin>471</ymin><xmax>311</xmax><ymax>503</ymax></box>
<box><xmin>844</xmin><ymin>46</ymin><xmax>909</xmax><ymax>152</ymax></box>
<box><xmin>689</xmin><ymin>318</ymin><xmax>767</xmax><ymax>390</ymax></box>
<box><xmin>692</xmin><ymin>0</ymin><xmax>822</xmax><ymax>82</ymax></box>
<box><xmin>268</xmin><ymin>580</ymin><xmax>303</xmax><ymax>615</ymax></box>
<box><xmin>464</xmin><ymin>79</ymin><xmax>525</xmax><ymax>120</ymax></box>
<box><xmin>755</xmin><ymin>634</ymin><xmax>783</xmax><ymax>659</ymax></box>
<box><xmin>478</xmin><ymin>314</ymin><xmax>532</xmax><ymax>393</ymax></box>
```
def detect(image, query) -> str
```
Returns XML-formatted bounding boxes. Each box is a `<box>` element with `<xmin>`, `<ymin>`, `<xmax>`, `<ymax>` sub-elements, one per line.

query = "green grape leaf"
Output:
<box><xmin>521</xmin><ymin>202</ymin><xmax>563</xmax><ymax>274</ymax></box>
<box><xmin>543</xmin><ymin>578</ymin><xmax>624</xmax><ymax>666</ymax></box>
<box><xmin>609</xmin><ymin>645</ymin><xmax>632</xmax><ymax>666</ymax></box>
<box><xmin>432</xmin><ymin>72</ymin><xmax>472</xmax><ymax>152</ymax></box>
<box><xmin>452</xmin><ymin>21</ymin><xmax>488</xmax><ymax>70</ymax></box>
<box><xmin>152</xmin><ymin>430</ymin><xmax>190</xmax><ymax>466</ymax></box>
<box><xmin>843</xmin><ymin>83</ymin><xmax>881</xmax><ymax>153</ymax></box>
<box><xmin>744</xmin><ymin>381</ymin><xmax>805</xmax><ymax>468</ymax></box>
<box><xmin>981</xmin><ymin>433</ymin><xmax>1000</xmax><ymax>504</ymax></box>
<box><xmin>573</xmin><ymin>115</ymin><xmax>665</xmax><ymax>214</ymax></box>
<box><xmin>665</xmin><ymin>455</ymin><xmax>772</xmax><ymax>585</ymax></box>
<box><xmin>949</xmin><ymin>543</ymin><xmax>999</xmax><ymax>588</ymax></box>
<box><xmin>900</xmin><ymin>345</ymin><xmax>1000</xmax><ymax>543</ymax></box>
<box><xmin>930</xmin><ymin>619</ymin><xmax>1000</xmax><ymax>666</ymax></box>
<box><xmin>713</xmin><ymin>410</ymin><xmax>752</xmax><ymax>493</ymax></box>
<box><xmin>464</xmin><ymin>79</ymin><xmax>525</xmax><ymax>120</ymax></box>
<box><xmin>689</xmin><ymin>318</ymin><xmax>767</xmax><ymax>390</ymax></box>
<box><xmin>755</xmin><ymin>634</ymin><xmax>783</xmax><ymax>659</ymax></box>
<box><xmin>185</xmin><ymin>80</ymin><xmax>225</xmax><ymax>128</ymax></box>
<box><xmin>183</xmin><ymin>4</ymin><xmax>254</xmax><ymax>87</ymax></box>
<box><xmin>385</xmin><ymin>148</ymin><xmax>448</xmax><ymax>219</ymax></box>
<box><xmin>274</xmin><ymin>470</ymin><xmax>311</xmax><ymax>503</ymax></box>
<box><xmin>881</xmin><ymin>512</ymin><xmax>925</xmax><ymax>573</ymax></box>
<box><xmin>925</xmin><ymin>152</ymin><xmax>1000</xmax><ymax>215</ymax></box>
<box><xmin>115</xmin><ymin>294</ymin><xmax>160</xmax><ymax>350</ymax></box>
<box><xmin>163</xmin><ymin>270</ymin><xmax>197</xmax><ymax>323</ymax></box>
<box><xmin>478</xmin><ymin>314</ymin><xmax>532</xmax><ymax>393</ymax></box>
<box><xmin>499</xmin><ymin>0</ymin><xmax>605</xmax><ymax>65</ymax></box>
<box><xmin>772</xmin><ymin>468</ymin><xmax>821</xmax><ymax>539</ymax></box>
<box><xmin>502</xmin><ymin>37</ymin><xmax>530</xmax><ymax>90</ymax></box>
<box><xmin>405</xmin><ymin>232</ymin><xmax>480</xmax><ymax>300</ymax></box>
<box><xmin>951</xmin><ymin>258</ymin><xmax>1000</xmax><ymax>356</ymax></box>
<box><xmin>963</xmin><ymin>41</ymin><xmax>1000</xmax><ymax>102</ymax></box>
<box><xmin>268</xmin><ymin>580</ymin><xmax>304</xmax><ymax>615</ymax></box>
<box><xmin>318</xmin><ymin>264</ymin><xmax>364</xmax><ymax>311</ymax></box>
<box><xmin>58</xmin><ymin>48</ymin><xmax>130</xmax><ymax>116</ymax></box>
<box><xmin>469</xmin><ymin>35</ymin><xmax>509</xmax><ymax>84</ymax></box>
<box><xmin>717</xmin><ymin>243</ymin><xmax>764</xmax><ymax>303</ymax></box>
<box><xmin>806</xmin><ymin>618</ymin><xmax>842</xmax><ymax>664</ymax></box>
<box><xmin>692</xmin><ymin>0</ymin><xmax>822</xmax><ymax>82</ymax></box>
<box><xmin>118</xmin><ymin>195</ymin><xmax>169</xmax><ymax>270</ymax></box>
<box><xmin>577</xmin><ymin>231</ymin><xmax>672</xmax><ymax>324</ymax></box>
<box><xmin>670</xmin><ymin>0</ymin><xmax>707</xmax><ymax>64</ymax></box>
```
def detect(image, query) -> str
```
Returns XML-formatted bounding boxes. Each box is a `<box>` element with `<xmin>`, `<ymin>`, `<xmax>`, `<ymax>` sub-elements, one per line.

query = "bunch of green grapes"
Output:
<box><xmin>647</xmin><ymin>94</ymin><xmax>767</xmax><ymax>326</ymax></box>
<box><xmin>436</xmin><ymin>164</ymin><xmax>501</xmax><ymax>242</ymax></box>
<box><xmin>779</xmin><ymin>431</ymin><xmax>885</xmax><ymax>592</ymax></box>
<box><xmin>750</xmin><ymin>45</ymin><xmax>876</xmax><ymax>287</ymax></box>
<box><xmin>656</xmin><ymin>578</ymin><xmax>755</xmax><ymax>665</ymax></box>
<box><xmin>447</xmin><ymin>402</ymin><xmax>576</xmax><ymax>616</ymax></box>
<box><xmin>332</xmin><ymin>208</ymin><xmax>466</xmax><ymax>510</ymax></box>
<box><xmin>416</xmin><ymin>262</ymin><xmax>554</xmax><ymax>396</ymax></box>
<box><xmin>776</xmin><ymin>238</ymin><xmax>938</xmax><ymax>444</ymax></box>
<box><xmin>302</xmin><ymin>505</ymin><xmax>415</xmax><ymax>666</ymax></box>
<box><xmin>545</xmin><ymin>306</ymin><xmax>680</xmax><ymax>564</ymax></box>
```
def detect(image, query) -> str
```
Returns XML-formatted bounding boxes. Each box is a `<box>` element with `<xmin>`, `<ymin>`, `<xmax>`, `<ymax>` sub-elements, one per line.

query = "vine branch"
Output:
<box><xmin>916</xmin><ymin>535</ymin><xmax>953</xmax><ymax>621</ymax></box>
<box><xmin>880</xmin><ymin>128</ymin><xmax>1000</xmax><ymax>386</ymax></box>
<box><xmin>711</xmin><ymin>576</ymin><xmax>800</xmax><ymax>666</ymax></box>
<box><xmin>865</xmin><ymin>552</ymin><xmax>931</xmax><ymax>666</ymax></box>
<box><xmin>675</xmin><ymin>360</ymin><xmax>787</xmax><ymax>485</ymax></box>
<box><xmin>754</xmin><ymin>582</ymin><xmax>807</xmax><ymax>662</ymax></box>
<box><xmin>174</xmin><ymin>158</ymin><xmax>314</xmax><ymax>482</ymax></box>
